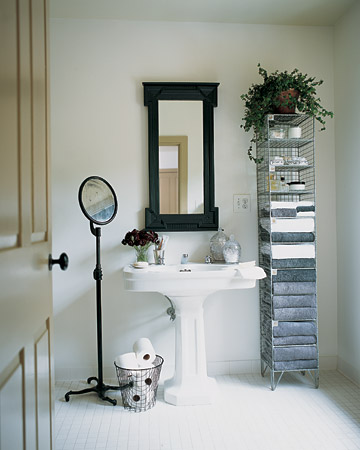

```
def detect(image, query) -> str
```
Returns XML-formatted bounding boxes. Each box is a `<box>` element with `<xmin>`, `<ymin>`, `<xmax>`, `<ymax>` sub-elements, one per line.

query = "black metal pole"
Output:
<box><xmin>94</xmin><ymin>225</ymin><xmax>103</xmax><ymax>385</ymax></box>
<box><xmin>64</xmin><ymin>221</ymin><xmax>130</xmax><ymax>405</ymax></box>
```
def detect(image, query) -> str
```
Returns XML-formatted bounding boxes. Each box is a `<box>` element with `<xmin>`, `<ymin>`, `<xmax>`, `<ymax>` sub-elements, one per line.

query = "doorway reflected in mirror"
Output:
<box><xmin>159</xmin><ymin>100</ymin><xmax>204</xmax><ymax>214</ymax></box>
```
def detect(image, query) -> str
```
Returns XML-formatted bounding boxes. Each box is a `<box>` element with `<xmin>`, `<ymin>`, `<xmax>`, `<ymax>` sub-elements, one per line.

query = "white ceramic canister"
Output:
<box><xmin>288</xmin><ymin>126</ymin><xmax>302</xmax><ymax>139</ymax></box>
<box><xmin>288</xmin><ymin>181</ymin><xmax>306</xmax><ymax>191</ymax></box>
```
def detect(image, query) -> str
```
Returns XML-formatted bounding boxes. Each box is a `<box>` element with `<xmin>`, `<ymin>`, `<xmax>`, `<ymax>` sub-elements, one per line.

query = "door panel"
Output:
<box><xmin>0</xmin><ymin>0</ymin><xmax>53</xmax><ymax>449</ymax></box>
<box><xmin>32</xmin><ymin>0</ymin><xmax>48</xmax><ymax>235</ymax></box>
<box><xmin>0</xmin><ymin>0</ymin><xmax>20</xmax><ymax>241</ymax></box>
<box><xmin>35</xmin><ymin>321</ymin><xmax>52</xmax><ymax>450</ymax></box>
<box><xmin>0</xmin><ymin>352</ymin><xmax>25</xmax><ymax>450</ymax></box>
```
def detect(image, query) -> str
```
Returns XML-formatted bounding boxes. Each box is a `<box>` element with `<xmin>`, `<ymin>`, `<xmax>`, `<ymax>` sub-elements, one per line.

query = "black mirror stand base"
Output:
<box><xmin>64</xmin><ymin>377</ymin><xmax>131</xmax><ymax>406</ymax></box>
<box><xmin>64</xmin><ymin>221</ymin><xmax>130</xmax><ymax>406</ymax></box>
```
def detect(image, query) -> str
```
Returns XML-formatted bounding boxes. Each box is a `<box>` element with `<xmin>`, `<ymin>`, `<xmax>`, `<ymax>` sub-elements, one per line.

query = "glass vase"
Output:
<box><xmin>210</xmin><ymin>228</ymin><xmax>228</xmax><ymax>261</ymax></box>
<box><xmin>223</xmin><ymin>235</ymin><xmax>241</xmax><ymax>264</ymax></box>
<box><xmin>134</xmin><ymin>245</ymin><xmax>149</xmax><ymax>263</ymax></box>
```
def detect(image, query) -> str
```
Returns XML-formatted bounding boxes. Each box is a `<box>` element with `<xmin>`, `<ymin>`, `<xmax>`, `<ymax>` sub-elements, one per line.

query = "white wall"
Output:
<box><xmin>334</xmin><ymin>1</ymin><xmax>360</xmax><ymax>384</ymax></box>
<box><xmin>50</xmin><ymin>19</ymin><xmax>337</xmax><ymax>380</ymax></box>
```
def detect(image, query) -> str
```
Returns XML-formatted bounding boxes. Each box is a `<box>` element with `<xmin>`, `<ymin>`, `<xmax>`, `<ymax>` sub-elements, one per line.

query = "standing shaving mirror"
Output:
<box><xmin>143</xmin><ymin>82</ymin><xmax>219</xmax><ymax>231</ymax></box>
<box><xmin>66</xmin><ymin>176</ymin><xmax>127</xmax><ymax>405</ymax></box>
<box><xmin>79</xmin><ymin>176</ymin><xmax>118</xmax><ymax>225</ymax></box>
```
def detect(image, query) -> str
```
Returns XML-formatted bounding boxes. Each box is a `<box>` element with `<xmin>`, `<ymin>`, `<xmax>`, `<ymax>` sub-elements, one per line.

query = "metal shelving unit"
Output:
<box><xmin>256</xmin><ymin>114</ymin><xmax>319</xmax><ymax>390</ymax></box>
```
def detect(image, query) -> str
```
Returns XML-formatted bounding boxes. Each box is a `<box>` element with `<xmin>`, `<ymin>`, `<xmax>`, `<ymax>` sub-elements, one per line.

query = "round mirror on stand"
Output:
<box><xmin>65</xmin><ymin>176</ymin><xmax>130</xmax><ymax>406</ymax></box>
<box><xmin>78</xmin><ymin>176</ymin><xmax>118</xmax><ymax>225</ymax></box>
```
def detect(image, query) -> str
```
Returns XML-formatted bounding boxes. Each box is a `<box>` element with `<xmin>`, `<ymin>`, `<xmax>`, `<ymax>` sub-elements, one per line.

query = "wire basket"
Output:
<box><xmin>114</xmin><ymin>355</ymin><xmax>164</xmax><ymax>412</ymax></box>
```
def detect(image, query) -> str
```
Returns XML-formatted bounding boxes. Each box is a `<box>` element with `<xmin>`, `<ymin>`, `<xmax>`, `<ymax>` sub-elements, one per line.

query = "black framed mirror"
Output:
<box><xmin>143</xmin><ymin>82</ymin><xmax>219</xmax><ymax>231</ymax></box>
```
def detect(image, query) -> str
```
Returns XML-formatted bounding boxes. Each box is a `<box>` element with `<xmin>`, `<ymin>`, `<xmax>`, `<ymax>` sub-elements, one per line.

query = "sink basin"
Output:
<box><xmin>124</xmin><ymin>261</ymin><xmax>266</xmax><ymax>296</ymax></box>
<box><xmin>123</xmin><ymin>261</ymin><xmax>266</xmax><ymax>406</ymax></box>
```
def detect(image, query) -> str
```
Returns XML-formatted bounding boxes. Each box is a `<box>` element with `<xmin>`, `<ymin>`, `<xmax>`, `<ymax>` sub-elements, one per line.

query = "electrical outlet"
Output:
<box><xmin>233</xmin><ymin>194</ymin><xmax>251</xmax><ymax>213</ymax></box>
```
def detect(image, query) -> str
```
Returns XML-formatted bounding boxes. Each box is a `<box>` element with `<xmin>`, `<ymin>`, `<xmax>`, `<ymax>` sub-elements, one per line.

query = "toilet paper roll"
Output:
<box><xmin>132</xmin><ymin>373</ymin><xmax>154</xmax><ymax>391</ymax></box>
<box><xmin>114</xmin><ymin>352</ymin><xmax>140</xmax><ymax>369</ymax></box>
<box><xmin>126</xmin><ymin>390</ymin><xmax>154</xmax><ymax>409</ymax></box>
<box><xmin>133</xmin><ymin>338</ymin><xmax>156</xmax><ymax>366</ymax></box>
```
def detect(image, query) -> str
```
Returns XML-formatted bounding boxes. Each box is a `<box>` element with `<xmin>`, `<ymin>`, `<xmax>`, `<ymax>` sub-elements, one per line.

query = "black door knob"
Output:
<box><xmin>48</xmin><ymin>253</ymin><xmax>69</xmax><ymax>271</ymax></box>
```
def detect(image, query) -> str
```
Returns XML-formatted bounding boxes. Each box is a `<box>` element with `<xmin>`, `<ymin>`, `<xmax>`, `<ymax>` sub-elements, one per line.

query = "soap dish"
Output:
<box><xmin>132</xmin><ymin>262</ymin><xmax>149</xmax><ymax>269</ymax></box>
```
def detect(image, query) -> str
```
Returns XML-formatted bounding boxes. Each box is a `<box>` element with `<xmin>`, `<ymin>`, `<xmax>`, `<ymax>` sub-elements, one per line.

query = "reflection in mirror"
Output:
<box><xmin>79</xmin><ymin>176</ymin><xmax>118</xmax><ymax>225</ymax></box>
<box><xmin>159</xmin><ymin>101</ymin><xmax>203</xmax><ymax>214</ymax></box>
<box><xmin>159</xmin><ymin>136</ymin><xmax>189</xmax><ymax>214</ymax></box>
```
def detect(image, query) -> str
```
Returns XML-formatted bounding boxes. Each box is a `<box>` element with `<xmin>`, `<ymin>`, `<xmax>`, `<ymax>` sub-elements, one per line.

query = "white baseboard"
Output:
<box><xmin>55</xmin><ymin>356</ymin><xmax>338</xmax><ymax>382</ymax></box>
<box><xmin>337</xmin><ymin>357</ymin><xmax>360</xmax><ymax>386</ymax></box>
<box><xmin>207</xmin><ymin>359</ymin><xmax>260</xmax><ymax>376</ymax></box>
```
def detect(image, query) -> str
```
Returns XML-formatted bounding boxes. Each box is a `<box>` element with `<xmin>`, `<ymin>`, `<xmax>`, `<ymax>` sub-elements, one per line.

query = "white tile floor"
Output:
<box><xmin>55</xmin><ymin>370</ymin><xmax>360</xmax><ymax>450</ymax></box>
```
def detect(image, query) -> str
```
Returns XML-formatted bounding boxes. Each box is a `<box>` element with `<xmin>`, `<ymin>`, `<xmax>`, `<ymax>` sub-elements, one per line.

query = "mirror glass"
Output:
<box><xmin>159</xmin><ymin>101</ymin><xmax>203</xmax><ymax>214</ymax></box>
<box><xmin>78</xmin><ymin>176</ymin><xmax>118</xmax><ymax>225</ymax></box>
<box><xmin>143</xmin><ymin>82</ymin><xmax>219</xmax><ymax>232</ymax></box>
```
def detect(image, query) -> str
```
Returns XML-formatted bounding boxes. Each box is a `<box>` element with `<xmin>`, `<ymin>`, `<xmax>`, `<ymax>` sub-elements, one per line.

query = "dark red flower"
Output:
<box><xmin>121</xmin><ymin>228</ymin><xmax>159</xmax><ymax>247</ymax></box>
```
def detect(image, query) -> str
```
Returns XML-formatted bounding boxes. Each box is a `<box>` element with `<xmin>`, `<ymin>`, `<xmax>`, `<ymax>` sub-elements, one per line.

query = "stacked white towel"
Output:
<box><xmin>261</xmin><ymin>243</ymin><xmax>315</xmax><ymax>259</ymax></box>
<box><xmin>260</xmin><ymin>218</ymin><xmax>314</xmax><ymax>233</ymax></box>
<box><xmin>270</xmin><ymin>201</ymin><xmax>314</xmax><ymax>209</ymax></box>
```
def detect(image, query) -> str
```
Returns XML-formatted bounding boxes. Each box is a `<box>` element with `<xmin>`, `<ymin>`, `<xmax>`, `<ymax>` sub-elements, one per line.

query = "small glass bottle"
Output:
<box><xmin>223</xmin><ymin>235</ymin><xmax>241</xmax><ymax>264</ymax></box>
<box><xmin>210</xmin><ymin>228</ymin><xmax>228</xmax><ymax>261</ymax></box>
<box><xmin>279</xmin><ymin>176</ymin><xmax>288</xmax><ymax>192</ymax></box>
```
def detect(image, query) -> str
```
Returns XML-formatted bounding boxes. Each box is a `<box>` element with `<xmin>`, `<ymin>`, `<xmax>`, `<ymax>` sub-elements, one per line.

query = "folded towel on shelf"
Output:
<box><xmin>260</xmin><ymin>229</ymin><xmax>315</xmax><ymax>243</ymax></box>
<box><xmin>273</xmin><ymin>294</ymin><xmax>317</xmax><ymax>308</ymax></box>
<box><xmin>271</xmin><ymin>209</ymin><xmax>297</xmax><ymax>218</ymax></box>
<box><xmin>296</xmin><ymin>205</ymin><xmax>315</xmax><ymax>213</ymax></box>
<box><xmin>261</xmin><ymin>255</ymin><xmax>316</xmax><ymax>269</ymax></box>
<box><xmin>273</xmin><ymin>307</ymin><xmax>317</xmax><ymax>320</ymax></box>
<box><xmin>262</xmin><ymin>203</ymin><xmax>315</xmax><ymax>218</ymax></box>
<box><xmin>272</xmin><ymin>269</ymin><xmax>316</xmax><ymax>282</ymax></box>
<box><xmin>273</xmin><ymin>335</ymin><xmax>317</xmax><ymax>346</ymax></box>
<box><xmin>273</xmin><ymin>346</ymin><xmax>318</xmax><ymax>361</ymax></box>
<box><xmin>261</xmin><ymin>207</ymin><xmax>297</xmax><ymax>218</ymax></box>
<box><xmin>273</xmin><ymin>282</ymin><xmax>316</xmax><ymax>295</ymax></box>
<box><xmin>271</xmin><ymin>201</ymin><xmax>314</xmax><ymax>210</ymax></box>
<box><xmin>261</xmin><ymin>243</ymin><xmax>315</xmax><ymax>259</ymax></box>
<box><xmin>260</xmin><ymin>218</ymin><xmax>315</xmax><ymax>233</ymax></box>
<box><xmin>274</xmin><ymin>360</ymin><xmax>318</xmax><ymax>371</ymax></box>
<box><xmin>273</xmin><ymin>232</ymin><xmax>315</xmax><ymax>242</ymax></box>
<box><xmin>273</xmin><ymin>321</ymin><xmax>317</xmax><ymax>337</ymax></box>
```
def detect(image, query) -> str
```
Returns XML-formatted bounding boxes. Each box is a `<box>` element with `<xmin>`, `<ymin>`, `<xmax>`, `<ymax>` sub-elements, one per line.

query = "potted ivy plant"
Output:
<box><xmin>240</xmin><ymin>63</ymin><xmax>334</xmax><ymax>163</ymax></box>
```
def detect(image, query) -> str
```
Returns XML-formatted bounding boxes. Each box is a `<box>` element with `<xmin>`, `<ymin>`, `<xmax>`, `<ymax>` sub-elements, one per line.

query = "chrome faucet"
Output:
<box><xmin>181</xmin><ymin>253</ymin><xmax>189</xmax><ymax>264</ymax></box>
<box><xmin>204</xmin><ymin>255</ymin><xmax>213</xmax><ymax>264</ymax></box>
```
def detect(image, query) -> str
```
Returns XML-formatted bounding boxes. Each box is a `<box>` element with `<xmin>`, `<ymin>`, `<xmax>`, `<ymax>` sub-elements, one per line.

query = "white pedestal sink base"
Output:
<box><xmin>163</xmin><ymin>294</ymin><xmax>217</xmax><ymax>406</ymax></box>
<box><xmin>164</xmin><ymin>375</ymin><xmax>218</xmax><ymax>406</ymax></box>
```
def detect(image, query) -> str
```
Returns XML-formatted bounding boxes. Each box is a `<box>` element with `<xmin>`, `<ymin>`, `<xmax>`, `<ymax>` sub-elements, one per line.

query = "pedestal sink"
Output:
<box><xmin>123</xmin><ymin>262</ymin><xmax>266</xmax><ymax>406</ymax></box>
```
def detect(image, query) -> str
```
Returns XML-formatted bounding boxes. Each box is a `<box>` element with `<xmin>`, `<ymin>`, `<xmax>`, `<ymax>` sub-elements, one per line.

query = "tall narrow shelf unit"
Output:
<box><xmin>256</xmin><ymin>114</ymin><xmax>319</xmax><ymax>390</ymax></box>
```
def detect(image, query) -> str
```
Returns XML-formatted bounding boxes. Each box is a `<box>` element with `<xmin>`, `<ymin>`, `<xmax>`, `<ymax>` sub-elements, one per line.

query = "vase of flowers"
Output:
<box><xmin>122</xmin><ymin>229</ymin><xmax>159</xmax><ymax>263</ymax></box>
